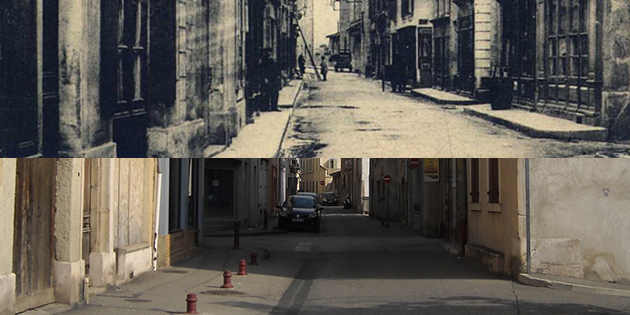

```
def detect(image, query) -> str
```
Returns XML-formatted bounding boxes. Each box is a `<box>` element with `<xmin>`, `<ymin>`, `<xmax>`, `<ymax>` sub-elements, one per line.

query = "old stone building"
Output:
<box><xmin>0</xmin><ymin>1</ymin><xmax>302</xmax><ymax>158</ymax></box>
<box><xmin>0</xmin><ymin>159</ymin><xmax>158</xmax><ymax>314</ymax></box>
<box><xmin>429</xmin><ymin>0</ymin><xmax>630</xmax><ymax>139</ymax></box>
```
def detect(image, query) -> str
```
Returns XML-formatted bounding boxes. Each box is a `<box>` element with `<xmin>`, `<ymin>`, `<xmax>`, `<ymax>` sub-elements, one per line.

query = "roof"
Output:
<box><xmin>326</xmin><ymin>32</ymin><xmax>340</xmax><ymax>38</ymax></box>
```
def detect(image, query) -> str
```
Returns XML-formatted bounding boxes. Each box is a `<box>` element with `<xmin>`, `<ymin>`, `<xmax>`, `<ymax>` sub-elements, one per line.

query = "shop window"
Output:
<box><xmin>546</xmin><ymin>0</ymin><xmax>591</xmax><ymax>109</ymax></box>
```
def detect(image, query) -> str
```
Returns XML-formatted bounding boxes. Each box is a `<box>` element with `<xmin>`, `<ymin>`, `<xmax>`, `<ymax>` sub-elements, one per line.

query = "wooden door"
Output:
<box><xmin>433</xmin><ymin>20</ymin><xmax>450</xmax><ymax>90</ymax></box>
<box><xmin>13</xmin><ymin>159</ymin><xmax>57</xmax><ymax>312</ymax></box>
<box><xmin>456</xmin><ymin>3</ymin><xmax>475</xmax><ymax>95</ymax></box>
<box><xmin>103</xmin><ymin>0</ymin><xmax>150</xmax><ymax>157</ymax></box>
<box><xmin>502</xmin><ymin>0</ymin><xmax>536</xmax><ymax>107</ymax></box>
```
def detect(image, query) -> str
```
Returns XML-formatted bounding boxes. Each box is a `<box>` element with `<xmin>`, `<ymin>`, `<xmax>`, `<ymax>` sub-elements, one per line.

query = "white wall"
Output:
<box><xmin>530</xmin><ymin>159</ymin><xmax>630</xmax><ymax>284</ymax></box>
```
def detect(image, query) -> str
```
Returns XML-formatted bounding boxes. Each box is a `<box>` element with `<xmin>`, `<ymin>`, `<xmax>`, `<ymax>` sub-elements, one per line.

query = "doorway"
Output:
<box><xmin>204</xmin><ymin>169</ymin><xmax>235</xmax><ymax>218</ymax></box>
<box><xmin>102</xmin><ymin>0</ymin><xmax>150</xmax><ymax>157</ymax></box>
<box><xmin>13</xmin><ymin>159</ymin><xmax>57</xmax><ymax>312</ymax></box>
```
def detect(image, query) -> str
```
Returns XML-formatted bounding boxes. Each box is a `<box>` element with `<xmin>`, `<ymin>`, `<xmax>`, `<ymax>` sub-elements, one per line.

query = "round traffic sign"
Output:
<box><xmin>320</xmin><ymin>181</ymin><xmax>325</xmax><ymax>185</ymax></box>
<box><xmin>382</xmin><ymin>175</ymin><xmax>392</xmax><ymax>183</ymax></box>
<box><xmin>409</xmin><ymin>158</ymin><xmax>421</xmax><ymax>169</ymax></box>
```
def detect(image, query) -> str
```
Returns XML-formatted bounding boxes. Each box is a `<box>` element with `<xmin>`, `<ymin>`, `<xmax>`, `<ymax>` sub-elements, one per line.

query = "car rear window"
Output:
<box><xmin>292</xmin><ymin>197</ymin><xmax>315</xmax><ymax>208</ymax></box>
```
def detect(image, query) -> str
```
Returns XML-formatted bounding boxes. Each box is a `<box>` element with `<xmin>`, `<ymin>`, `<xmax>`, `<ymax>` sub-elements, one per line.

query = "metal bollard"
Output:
<box><xmin>237</xmin><ymin>260</ymin><xmax>248</xmax><ymax>276</ymax></box>
<box><xmin>186</xmin><ymin>293</ymin><xmax>198</xmax><ymax>314</ymax></box>
<box><xmin>233</xmin><ymin>221</ymin><xmax>242</xmax><ymax>250</ymax></box>
<box><xmin>263</xmin><ymin>210</ymin><xmax>268</xmax><ymax>230</ymax></box>
<box><xmin>221</xmin><ymin>270</ymin><xmax>234</xmax><ymax>289</ymax></box>
<box><xmin>250</xmin><ymin>251</ymin><xmax>259</xmax><ymax>265</ymax></box>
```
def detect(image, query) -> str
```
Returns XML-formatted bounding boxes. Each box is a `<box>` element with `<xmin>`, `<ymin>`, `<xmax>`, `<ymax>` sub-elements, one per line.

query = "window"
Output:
<box><xmin>488</xmin><ymin>159</ymin><xmax>499</xmax><ymax>204</ymax></box>
<box><xmin>435</xmin><ymin>0</ymin><xmax>450</xmax><ymax>18</ymax></box>
<box><xmin>470</xmin><ymin>158</ymin><xmax>480</xmax><ymax>204</ymax></box>
<box><xmin>402</xmin><ymin>0</ymin><xmax>414</xmax><ymax>17</ymax></box>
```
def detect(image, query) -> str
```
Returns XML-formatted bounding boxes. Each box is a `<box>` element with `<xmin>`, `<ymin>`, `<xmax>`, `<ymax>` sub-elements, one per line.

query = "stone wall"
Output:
<box><xmin>602</xmin><ymin>0</ymin><xmax>630</xmax><ymax>140</ymax></box>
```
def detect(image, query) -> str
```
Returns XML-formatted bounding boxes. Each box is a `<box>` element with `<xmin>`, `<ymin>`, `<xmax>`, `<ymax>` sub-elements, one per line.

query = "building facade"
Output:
<box><xmin>430</xmin><ymin>0</ymin><xmax>630</xmax><ymax>139</ymax></box>
<box><xmin>0</xmin><ymin>159</ymin><xmax>158</xmax><ymax>314</ymax></box>
<box><xmin>0</xmin><ymin>1</ymin><xmax>303</xmax><ymax>158</ymax></box>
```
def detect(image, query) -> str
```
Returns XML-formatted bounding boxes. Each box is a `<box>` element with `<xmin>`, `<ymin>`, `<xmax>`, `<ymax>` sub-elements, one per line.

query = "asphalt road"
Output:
<box><xmin>279</xmin><ymin>72</ymin><xmax>629</xmax><ymax>157</ymax></box>
<box><xmin>254</xmin><ymin>206</ymin><xmax>630</xmax><ymax>314</ymax></box>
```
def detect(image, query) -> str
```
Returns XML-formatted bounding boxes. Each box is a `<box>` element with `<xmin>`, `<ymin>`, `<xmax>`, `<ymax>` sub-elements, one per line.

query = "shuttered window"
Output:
<box><xmin>488</xmin><ymin>158</ymin><xmax>499</xmax><ymax>204</ymax></box>
<box><xmin>470</xmin><ymin>158</ymin><xmax>479</xmax><ymax>203</ymax></box>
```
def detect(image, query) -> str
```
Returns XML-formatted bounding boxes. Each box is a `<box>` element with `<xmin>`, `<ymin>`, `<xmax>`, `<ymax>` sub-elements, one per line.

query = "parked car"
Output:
<box><xmin>277</xmin><ymin>195</ymin><xmax>322</xmax><ymax>232</ymax></box>
<box><xmin>321</xmin><ymin>192</ymin><xmax>338</xmax><ymax>206</ymax></box>
<box><xmin>297</xmin><ymin>192</ymin><xmax>321</xmax><ymax>206</ymax></box>
<box><xmin>333</xmin><ymin>52</ymin><xmax>353</xmax><ymax>72</ymax></box>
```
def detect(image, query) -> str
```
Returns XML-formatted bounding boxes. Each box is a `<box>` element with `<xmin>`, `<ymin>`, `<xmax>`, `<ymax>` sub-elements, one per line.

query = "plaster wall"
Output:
<box><xmin>529</xmin><ymin>159</ymin><xmax>630</xmax><ymax>284</ymax></box>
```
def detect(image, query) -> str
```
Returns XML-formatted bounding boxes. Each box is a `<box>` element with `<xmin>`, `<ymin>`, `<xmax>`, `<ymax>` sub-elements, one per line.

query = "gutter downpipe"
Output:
<box><xmin>525</xmin><ymin>158</ymin><xmax>531</xmax><ymax>274</ymax></box>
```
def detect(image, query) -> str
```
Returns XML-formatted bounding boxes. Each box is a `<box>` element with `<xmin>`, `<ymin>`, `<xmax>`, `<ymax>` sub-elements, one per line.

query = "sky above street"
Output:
<box><xmin>314</xmin><ymin>0</ymin><xmax>340</xmax><ymax>48</ymax></box>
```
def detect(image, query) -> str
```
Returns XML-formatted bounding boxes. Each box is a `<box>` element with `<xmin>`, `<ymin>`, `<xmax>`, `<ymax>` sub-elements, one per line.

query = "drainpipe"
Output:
<box><xmin>525</xmin><ymin>158</ymin><xmax>531</xmax><ymax>274</ymax></box>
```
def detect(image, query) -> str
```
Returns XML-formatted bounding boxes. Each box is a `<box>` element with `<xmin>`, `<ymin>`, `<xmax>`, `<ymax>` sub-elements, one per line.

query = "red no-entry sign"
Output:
<box><xmin>409</xmin><ymin>158</ymin><xmax>421</xmax><ymax>169</ymax></box>
<box><xmin>382</xmin><ymin>175</ymin><xmax>392</xmax><ymax>183</ymax></box>
<box><xmin>320</xmin><ymin>181</ymin><xmax>325</xmax><ymax>185</ymax></box>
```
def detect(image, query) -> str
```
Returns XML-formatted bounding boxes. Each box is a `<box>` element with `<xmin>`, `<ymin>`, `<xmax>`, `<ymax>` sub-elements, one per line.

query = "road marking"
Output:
<box><xmin>294</xmin><ymin>242</ymin><xmax>312</xmax><ymax>252</ymax></box>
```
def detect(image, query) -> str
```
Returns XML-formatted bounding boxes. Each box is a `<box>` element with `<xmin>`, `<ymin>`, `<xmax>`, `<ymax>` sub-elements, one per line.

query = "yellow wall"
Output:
<box><xmin>466</xmin><ymin>158</ymin><xmax>524</xmax><ymax>275</ymax></box>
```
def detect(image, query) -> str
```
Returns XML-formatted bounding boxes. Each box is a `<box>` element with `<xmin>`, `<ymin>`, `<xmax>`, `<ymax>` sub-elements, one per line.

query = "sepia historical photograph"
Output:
<box><xmin>1</xmin><ymin>0</ymin><xmax>630</xmax><ymax>158</ymax></box>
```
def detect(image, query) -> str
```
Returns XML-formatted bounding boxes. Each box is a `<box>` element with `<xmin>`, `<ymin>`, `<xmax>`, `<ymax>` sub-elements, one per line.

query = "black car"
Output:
<box><xmin>321</xmin><ymin>192</ymin><xmax>338</xmax><ymax>206</ymax></box>
<box><xmin>333</xmin><ymin>52</ymin><xmax>353</xmax><ymax>72</ymax></box>
<box><xmin>278</xmin><ymin>195</ymin><xmax>322</xmax><ymax>232</ymax></box>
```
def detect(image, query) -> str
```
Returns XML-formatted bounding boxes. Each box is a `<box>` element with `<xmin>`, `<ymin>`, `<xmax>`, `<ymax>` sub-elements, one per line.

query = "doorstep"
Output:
<box><xmin>464</xmin><ymin>104</ymin><xmax>608</xmax><ymax>142</ymax></box>
<box><xmin>518</xmin><ymin>273</ymin><xmax>630</xmax><ymax>298</ymax></box>
<box><xmin>411</xmin><ymin>88</ymin><xmax>481</xmax><ymax>105</ymax></box>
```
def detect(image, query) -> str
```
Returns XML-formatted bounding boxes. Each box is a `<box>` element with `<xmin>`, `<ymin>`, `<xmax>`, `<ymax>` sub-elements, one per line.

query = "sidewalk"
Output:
<box><xmin>464</xmin><ymin>104</ymin><xmax>608</xmax><ymax>141</ymax></box>
<box><xmin>411</xmin><ymin>88</ymin><xmax>481</xmax><ymax>105</ymax></box>
<box><xmin>205</xmin><ymin>216</ymin><xmax>287</xmax><ymax>237</ymax></box>
<box><xmin>431</xmin><ymin>239</ymin><xmax>630</xmax><ymax>299</ymax></box>
<box><xmin>518</xmin><ymin>273</ymin><xmax>630</xmax><ymax>298</ymax></box>
<box><xmin>28</xmin><ymin>239</ymin><xmax>300</xmax><ymax>315</ymax></box>
<box><xmin>209</xmin><ymin>79</ymin><xmax>304</xmax><ymax>158</ymax></box>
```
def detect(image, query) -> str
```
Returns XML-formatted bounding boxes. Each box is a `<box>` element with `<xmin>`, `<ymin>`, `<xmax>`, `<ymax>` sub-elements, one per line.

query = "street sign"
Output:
<box><xmin>409</xmin><ymin>158</ymin><xmax>421</xmax><ymax>169</ymax></box>
<box><xmin>320</xmin><ymin>181</ymin><xmax>325</xmax><ymax>185</ymax></box>
<box><xmin>382</xmin><ymin>175</ymin><xmax>392</xmax><ymax>184</ymax></box>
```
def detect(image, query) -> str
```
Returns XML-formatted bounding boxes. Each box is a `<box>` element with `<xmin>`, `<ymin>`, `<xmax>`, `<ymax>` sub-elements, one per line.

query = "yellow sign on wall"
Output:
<box><xmin>424</xmin><ymin>159</ymin><xmax>439</xmax><ymax>182</ymax></box>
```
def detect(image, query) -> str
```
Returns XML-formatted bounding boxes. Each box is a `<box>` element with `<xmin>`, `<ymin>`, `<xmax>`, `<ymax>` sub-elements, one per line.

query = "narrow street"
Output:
<box><xmin>53</xmin><ymin>206</ymin><xmax>630</xmax><ymax>315</ymax></box>
<box><xmin>279</xmin><ymin>72</ymin><xmax>629</xmax><ymax>157</ymax></box>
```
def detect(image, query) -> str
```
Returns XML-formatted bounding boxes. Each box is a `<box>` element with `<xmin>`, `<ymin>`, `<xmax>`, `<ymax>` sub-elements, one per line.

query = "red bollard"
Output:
<box><xmin>237</xmin><ymin>260</ymin><xmax>248</xmax><ymax>276</ymax></box>
<box><xmin>186</xmin><ymin>293</ymin><xmax>198</xmax><ymax>314</ymax></box>
<box><xmin>250</xmin><ymin>251</ymin><xmax>259</xmax><ymax>265</ymax></box>
<box><xmin>220</xmin><ymin>270</ymin><xmax>234</xmax><ymax>289</ymax></box>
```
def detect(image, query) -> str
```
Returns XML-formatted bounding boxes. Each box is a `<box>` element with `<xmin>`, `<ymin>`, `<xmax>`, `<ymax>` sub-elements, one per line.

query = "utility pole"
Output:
<box><xmin>294</xmin><ymin>16</ymin><xmax>322</xmax><ymax>81</ymax></box>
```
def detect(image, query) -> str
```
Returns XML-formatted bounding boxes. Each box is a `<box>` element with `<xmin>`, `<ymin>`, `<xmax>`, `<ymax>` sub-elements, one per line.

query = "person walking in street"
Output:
<box><xmin>320</xmin><ymin>56</ymin><xmax>329</xmax><ymax>81</ymax></box>
<box><xmin>298</xmin><ymin>54</ymin><xmax>306</xmax><ymax>79</ymax></box>
<box><xmin>260</xmin><ymin>48</ymin><xmax>281</xmax><ymax>111</ymax></box>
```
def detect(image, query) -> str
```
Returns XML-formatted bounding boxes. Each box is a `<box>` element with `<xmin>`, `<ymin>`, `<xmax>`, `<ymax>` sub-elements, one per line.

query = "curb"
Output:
<box><xmin>410</xmin><ymin>90</ymin><xmax>481</xmax><ymax>105</ymax></box>
<box><xmin>463</xmin><ymin>107</ymin><xmax>608</xmax><ymax>142</ymax></box>
<box><xmin>518</xmin><ymin>273</ymin><xmax>630</xmax><ymax>298</ymax></box>
<box><xmin>205</xmin><ymin>229</ymin><xmax>288</xmax><ymax>237</ymax></box>
<box><xmin>275</xmin><ymin>80</ymin><xmax>305</xmax><ymax>158</ymax></box>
